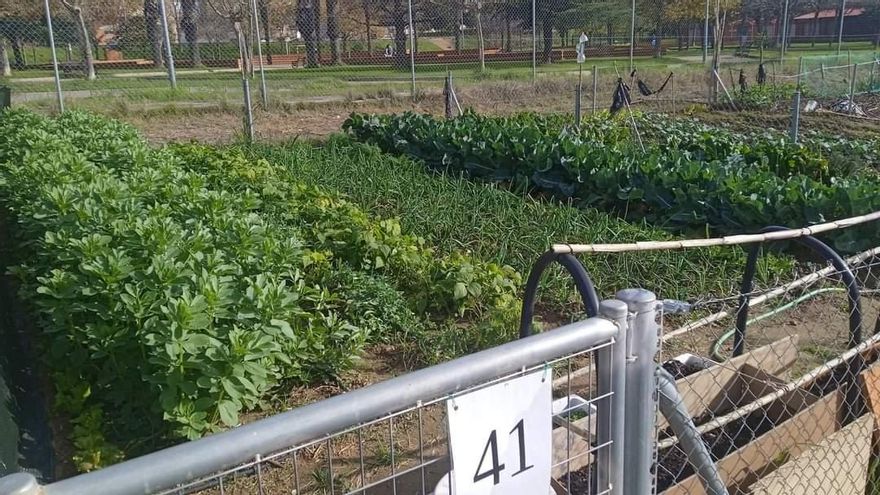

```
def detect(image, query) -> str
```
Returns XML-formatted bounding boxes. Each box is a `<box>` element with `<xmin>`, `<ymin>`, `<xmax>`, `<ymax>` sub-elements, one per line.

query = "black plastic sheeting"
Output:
<box><xmin>0</xmin><ymin>270</ymin><xmax>54</xmax><ymax>481</ymax></box>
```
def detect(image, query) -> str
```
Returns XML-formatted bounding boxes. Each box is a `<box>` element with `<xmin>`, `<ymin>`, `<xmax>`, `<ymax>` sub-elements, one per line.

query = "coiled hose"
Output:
<box><xmin>710</xmin><ymin>287</ymin><xmax>844</xmax><ymax>361</ymax></box>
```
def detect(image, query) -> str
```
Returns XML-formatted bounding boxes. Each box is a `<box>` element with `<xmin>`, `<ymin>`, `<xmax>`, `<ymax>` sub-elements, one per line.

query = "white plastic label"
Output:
<box><xmin>446</xmin><ymin>371</ymin><xmax>552</xmax><ymax>495</ymax></box>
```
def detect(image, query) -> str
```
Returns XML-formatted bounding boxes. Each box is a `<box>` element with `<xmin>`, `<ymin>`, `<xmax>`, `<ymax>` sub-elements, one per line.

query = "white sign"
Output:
<box><xmin>446</xmin><ymin>371</ymin><xmax>552</xmax><ymax>495</ymax></box>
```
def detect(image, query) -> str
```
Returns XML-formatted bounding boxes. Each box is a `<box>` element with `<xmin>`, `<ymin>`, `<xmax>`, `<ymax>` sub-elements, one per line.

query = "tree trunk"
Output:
<box><xmin>413</xmin><ymin>16</ymin><xmax>419</xmax><ymax>54</ymax></box>
<box><xmin>181</xmin><ymin>0</ymin><xmax>202</xmax><ymax>66</ymax></box>
<box><xmin>392</xmin><ymin>0</ymin><xmax>409</xmax><ymax>68</ymax></box>
<box><xmin>476</xmin><ymin>2</ymin><xmax>484</xmax><ymax>71</ymax></box>
<box><xmin>65</xmin><ymin>3</ymin><xmax>97</xmax><ymax>80</ymax></box>
<box><xmin>541</xmin><ymin>5</ymin><xmax>554</xmax><ymax>63</ymax></box>
<box><xmin>10</xmin><ymin>37</ymin><xmax>24</xmax><ymax>70</ymax></box>
<box><xmin>144</xmin><ymin>0</ymin><xmax>164</xmax><ymax>68</ymax></box>
<box><xmin>364</xmin><ymin>1</ymin><xmax>372</xmax><ymax>53</ymax></box>
<box><xmin>812</xmin><ymin>10</ymin><xmax>820</xmax><ymax>47</ymax></box>
<box><xmin>258</xmin><ymin>0</ymin><xmax>273</xmax><ymax>64</ymax></box>
<box><xmin>297</xmin><ymin>0</ymin><xmax>320</xmax><ymax>67</ymax></box>
<box><xmin>504</xmin><ymin>9</ymin><xmax>512</xmax><ymax>51</ymax></box>
<box><xmin>1</xmin><ymin>39</ymin><xmax>10</xmax><ymax>77</ymax></box>
<box><xmin>327</xmin><ymin>0</ymin><xmax>342</xmax><ymax>63</ymax></box>
<box><xmin>455</xmin><ymin>0</ymin><xmax>463</xmax><ymax>52</ymax></box>
<box><xmin>713</xmin><ymin>9</ymin><xmax>726</xmax><ymax>67</ymax></box>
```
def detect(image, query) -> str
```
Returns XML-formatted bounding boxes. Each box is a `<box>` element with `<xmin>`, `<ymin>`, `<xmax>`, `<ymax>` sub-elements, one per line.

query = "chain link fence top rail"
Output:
<box><xmin>655</xmin><ymin>254</ymin><xmax>880</xmax><ymax>494</ymax></box>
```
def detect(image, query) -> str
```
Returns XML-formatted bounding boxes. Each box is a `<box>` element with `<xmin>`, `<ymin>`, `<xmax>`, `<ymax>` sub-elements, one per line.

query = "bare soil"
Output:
<box><xmin>119</xmin><ymin>76</ymin><xmax>656</xmax><ymax>144</ymax></box>
<box><xmin>690</xmin><ymin>104</ymin><xmax>880</xmax><ymax>139</ymax></box>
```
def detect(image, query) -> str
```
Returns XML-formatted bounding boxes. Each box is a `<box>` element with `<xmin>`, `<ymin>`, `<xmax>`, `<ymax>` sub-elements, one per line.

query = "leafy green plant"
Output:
<box><xmin>343</xmin><ymin>111</ymin><xmax>880</xmax><ymax>252</ymax></box>
<box><xmin>732</xmin><ymin>83</ymin><xmax>797</xmax><ymax>109</ymax></box>
<box><xmin>0</xmin><ymin>109</ymin><xmax>521</xmax><ymax>469</ymax></box>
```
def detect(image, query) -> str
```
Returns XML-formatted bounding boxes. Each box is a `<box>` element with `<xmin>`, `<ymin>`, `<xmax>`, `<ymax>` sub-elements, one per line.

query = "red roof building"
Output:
<box><xmin>792</xmin><ymin>7</ymin><xmax>874</xmax><ymax>41</ymax></box>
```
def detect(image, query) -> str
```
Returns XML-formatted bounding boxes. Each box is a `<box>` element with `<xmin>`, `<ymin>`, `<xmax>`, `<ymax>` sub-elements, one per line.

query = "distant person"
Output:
<box><xmin>384</xmin><ymin>44</ymin><xmax>393</xmax><ymax>58</ymax></box>
<box><xmin>650</xmin><ymin>33</ymin><xmax>660</xmax><ymax>58</ymax></box>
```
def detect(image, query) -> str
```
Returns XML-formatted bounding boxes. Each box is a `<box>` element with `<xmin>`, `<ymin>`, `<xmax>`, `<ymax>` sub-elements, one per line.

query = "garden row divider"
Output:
<box><xmin>657</xmin><ymin>336</ymin><xmax>798</xmax><ymax>431</ymax></box>
<box><xmin>664</xmin><ymin>390</ymin><xmax>844</xmax><ymax>494</ymax></box>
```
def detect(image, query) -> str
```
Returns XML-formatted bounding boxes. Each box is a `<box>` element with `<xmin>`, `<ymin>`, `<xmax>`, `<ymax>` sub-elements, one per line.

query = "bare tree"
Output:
<box><xmin>296</xmin><ymin>0</ymin><xmax>320</xmax><ymax>67</ymax></box>
<box><xmin>258</xmin><ymin>0</ymin><xmax>272</xmax><ymax>64</ymax></box>
<box><xmin>328</xmin><ymin>0</ymin><xmax>343</xmax><ymax>64</ymax></box>
<box><xmin>362</xmin><ymin>0</ymin><xmax>373</xmax><ymax>52</ymax></box>
<box><xmin>181</xmin><ymin>0</ymin><xmax>202</xmax><ymax>66</ymax></box>
<box><xmin>206</xmin><ymin>0</ymin><xmax>253</xmax><ymax>74</ymax></box>
<box><xmin>58</xmin><ymin>0</ymin><xmax>97</xmax><ymax>80</ymax></box>
<box><xmin>474</xmin><ymin>0</ymin><xmax>485</xmax><ymax>70</ymax></box>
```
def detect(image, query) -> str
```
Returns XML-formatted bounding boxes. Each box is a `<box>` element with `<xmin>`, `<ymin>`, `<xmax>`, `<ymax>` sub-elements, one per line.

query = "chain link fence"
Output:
<box><xmin>655</xmin><ymin>238</ymin><xmax>880</xmax><ymax>494</ymax></box>
<box><xmin>1</xmin><ymin>1</ymin><xmax>878</xmax><ymax>140</ymax></box>
<box><xmin>0</xmin><ymin>310</ymin><xmax>633</xmax><ymax>495</ymax></box>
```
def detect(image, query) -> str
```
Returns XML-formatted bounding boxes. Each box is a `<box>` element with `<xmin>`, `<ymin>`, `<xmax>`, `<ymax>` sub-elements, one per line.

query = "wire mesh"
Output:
<box><xmin>2</xmin><ymin>0</ymin><xmax>880</xmax><ymax>141</ymax></box>
<box><xmin>654</xmin><ymin>248</ymin><xmax>880</xmax><ymax>495</ymax></box>
<box><xmin>134</xmin><ymin>339</ymin><xmax>619</xmax><ymax>495</ymax></box>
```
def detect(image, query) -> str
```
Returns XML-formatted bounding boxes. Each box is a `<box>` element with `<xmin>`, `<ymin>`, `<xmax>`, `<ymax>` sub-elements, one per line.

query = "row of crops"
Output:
<box><xmin>0</xmin><ymin>107</ymin><xmax>835</xmax><ymax>474</ymax></box>
<box><xmin>0</xmin><ymin>110</ymin><xmax>522</xmax><ymax>470</ymax></box>
<box><xmin>344</xmin><ymin>111</ymin><xmax>880</xmax><ymax>252</ymax></box>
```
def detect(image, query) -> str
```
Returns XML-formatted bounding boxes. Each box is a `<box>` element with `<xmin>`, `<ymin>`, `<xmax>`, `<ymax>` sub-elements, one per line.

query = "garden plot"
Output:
<box><xmin>344</xmin><ymin>111</ymin><xmax>880</xmax><ymax>252</ymax></box>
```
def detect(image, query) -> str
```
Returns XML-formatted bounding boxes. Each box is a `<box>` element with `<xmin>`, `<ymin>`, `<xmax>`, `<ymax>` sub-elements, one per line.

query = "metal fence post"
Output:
<box><xmin>531</xmin><ymin>0</ymin><xmax>536</xmax><ymax>82</ymax></box>
<box><xmin>837</xmin><ymin>0</ymin><xmax>847</xmax><ymax>55</ymax></box>
<box><xmin>407</xmin><ymin>0</ymin><xmax>416</xmax><ymax>101</ymax></box>
<box><xmin>616</xmin><ymin>288</ymin><xmax>658</xmax><ymax>495</ymax></box>
<box><xmin>796</xmin><ymin>56</ymin><xmax>803</xmax><ymax>89</ymax></box>
<box><xmin>574</xmin><ymin>86</ymin><xmax>581</xmax><ymax>127</ymax></box>
<box><xmin>628</xmin><ymin>0</ymin><xmax>636</xmax><ymax>72</ymax></box>
<box><xmin>0</xmin><ymin>473</ymin><xmax>40</xmax><ymax>495</ymax></box>
<box><xmin>597</xmin><ymin>299</ymin><xmax>628</xmax><ymax>494</ymax></box>
<box><xmin>157</xmin><ymin>0</ymin><xmax>177</xmax><ymax>89</ymax></box>
<box><xmin>780</xmin><ymin>0</ymin><xmax>789</xmax><ymax>65</ymax></box>
<box><xmin>43</xmin><ymin>0</ymin><xmax>64</xmax><ymax>113</ymax></box>
<box><xmin>848</xmin><ymin>62</ymin><xmax>857</xmax><ymax>113</ymax></box>
<box><xmin>251</xmin><ymin>0</ymin><xmax>269</xmax><ymax>108</ymax></box>
<box><xmin>702</xmin><ymin>0</ymin><xmax>709</xmax><ymax>64</ymax></box>
<box><xmin>592</xmin><ymin>65</ymin><xmax>598</xmax><ymax>113</ymax></box>
<box><xmin>444</xmin><ymin>71</ymin><xmax>453</xmax><ymax>119</ymax></box>
<box><xmin>790</xmin><ymin>90</ymin><xmax>801</xmax><ymax>143</ymax></box>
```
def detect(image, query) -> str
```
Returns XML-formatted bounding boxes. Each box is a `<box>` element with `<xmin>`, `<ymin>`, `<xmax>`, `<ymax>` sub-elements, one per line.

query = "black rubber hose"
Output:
<box><xmin>733</xmin><ymin>226</ymin><xmax>862</xmax><ymax>357</ymax></box>
<box><xmin>519</xmin><ymin>251</ymin><xmax>600</xmax><ymax>338</ymax></box>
